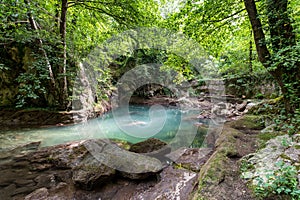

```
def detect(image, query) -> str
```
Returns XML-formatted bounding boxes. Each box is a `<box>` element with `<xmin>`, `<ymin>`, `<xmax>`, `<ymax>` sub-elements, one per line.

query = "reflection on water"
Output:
<box><xmin>0</xmin><ymin>105</ymin><xmax>203</xmax><ymax>150</ymax></box>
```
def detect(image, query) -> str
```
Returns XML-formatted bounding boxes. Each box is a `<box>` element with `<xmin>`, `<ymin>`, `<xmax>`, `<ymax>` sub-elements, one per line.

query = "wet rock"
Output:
<box><xmin>72</xmin><ymin>155</ymin><xmax>116</xmax><ymax>190</ymax></box>
<box><xmin>83</xmin><ymin>140</ymin><xmax>164</xmax><ymax>180</ymax></box>
<box><xmin>129</xmin><ymin>138</ymin><xmax>167</xmax><ymax>153</ymax></box>
<box><xmin>132</xmin><ymin>166</ymin><xmax>198</xmax><ymax>200</ymax></box>
<box><xmin>172</xmin><ymin>148</ymin><xmax>213</xmax><ymax>172</ymax></box>
<box><xmin>0</xmin><ymin>184</ymin><xmax>16</xmax><ymax>199</ymax></box>
<box><xmin>0</xmin><ymin>138</ymin><xmax>212</xmax><ymax>199</ymax></box>
<box><xmin>24</xmin><ymin>187</ymin><xmax>49</xmax><ymax>200</ymax></box>
<box><xmin>35</xmin><ymin>174</ymin><xmax>56</xmax><ymax>188</ymax></box>
<box><xmin>12</xmin><ymin>141</ymin><xmax>41</xmax><ymax>154</ymax></box>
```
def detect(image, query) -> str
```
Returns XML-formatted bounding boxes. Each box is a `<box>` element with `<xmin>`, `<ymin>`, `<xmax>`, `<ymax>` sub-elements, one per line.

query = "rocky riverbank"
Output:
<box><xmin>0</xmin><ymin>95</ymin><xmax>254</xmax><ymax>129</ymax></box>
<box><xmin>0</xmin><ymin>101</ymin><xmax>111</xmax><ymax>129</ymax></box>
<box><xmin>1</xmin><ymin>98</ymin><xmax>298</xmax><ymax>200</ymax></box>
<box><xmin>0</xmin><ymin>138</ymin><xmax>212</xmax><ymax>200</ymax></box>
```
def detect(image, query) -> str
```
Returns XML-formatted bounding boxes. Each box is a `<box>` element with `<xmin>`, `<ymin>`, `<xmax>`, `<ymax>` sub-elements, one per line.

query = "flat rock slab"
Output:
<box><xmin>72</xmin><ymin>155</ymin><xmax>116</xmax><ymax>190</ymax></box>
<box><xmin>169</xmin><ymin>147</ymin><xmax>213</xmax><ymax>172</ymax></box>
<box><xmin>131</xmin><ymin>166</ymin><xmax>198</xmax><ymax>200</ymax></box>
<box><xmin>83</xmin><ymin>140</ymin><xmax>164</xmax><ymax>175</ymax></box>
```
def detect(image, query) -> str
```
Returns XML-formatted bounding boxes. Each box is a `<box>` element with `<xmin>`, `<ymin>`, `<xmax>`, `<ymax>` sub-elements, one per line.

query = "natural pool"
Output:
<box><xmin>0</xmin><ymin>105</ymin><xmax>205</xmax><ymax>150</ymax></box>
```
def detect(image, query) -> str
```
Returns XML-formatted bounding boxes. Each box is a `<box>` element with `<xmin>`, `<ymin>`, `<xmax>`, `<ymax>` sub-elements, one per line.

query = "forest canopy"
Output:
<box><xmin>0</xmin><ymin>0</ymin><xmax>299</xmax><ymax>117</ymax></box>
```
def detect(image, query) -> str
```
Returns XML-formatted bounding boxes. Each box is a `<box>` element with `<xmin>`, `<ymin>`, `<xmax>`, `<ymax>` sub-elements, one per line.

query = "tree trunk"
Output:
<box><xmin>59</xmin><ymin>0</ymin><xmax>68</xmax><ymax>108</ymax></box>
<box><xmin>243</xmin><ymin>0</ymin><xmax>270</xmax><ymax>66</ymax></box>
<box><xmin>24</xmin><ymin>0</ymin><xmax>56</xmax><ymax>90</ymax></box>
<box><xmin>249</xmin><ymin>30</ymin><xmax>253</xmax><ymax>72</ymax></box>
<box><xmin>244</xmin><ymin>0</ymin><xmax>300</xmax><ymax>113</ymax></box>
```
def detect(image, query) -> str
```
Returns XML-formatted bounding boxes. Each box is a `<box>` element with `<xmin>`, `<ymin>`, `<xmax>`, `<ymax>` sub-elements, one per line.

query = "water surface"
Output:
<box><xmin>0</xmin><ymin>105</ymin><xmax>203</xmax><ymax>150</ymax></box>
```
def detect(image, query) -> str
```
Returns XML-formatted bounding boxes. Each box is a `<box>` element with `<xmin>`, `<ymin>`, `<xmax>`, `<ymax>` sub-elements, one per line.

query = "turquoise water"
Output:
<box><xmin>0</xmin><ymin>105</ymin><xmax>202</xmax><ymax>150</ymax></box>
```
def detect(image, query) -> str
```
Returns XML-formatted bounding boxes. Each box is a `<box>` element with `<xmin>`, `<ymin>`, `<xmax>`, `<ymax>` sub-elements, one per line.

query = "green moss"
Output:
<box><xmin>110</xmin><ymin>139</ymin><xmax>132</xmax><ymax>150</ymax></box>
<box><xmin>215</xmin><ymin>127</ymin><xmax>239</xmax><ymax>157</ymax></box>
<box><xmin>257</xmin><ymin>132</ymin><xmax>286</xmax><ymax>149</ymax></box>
<box><xmin>280</xmin><ymin>154</ymin><xmax>291</xmax><ymax>161</ymax></box>
<box><xmin>227</xmin><ymin>115</ymin><xmax>265</xmax><ymax>130</ymax></box>
<box><xmin>199</xmin><ymin>152</ymin><xmax>228</xmax><ymax>186</ymax></box>
<box><xmin>198</xmin><ymin>127</ymin><xmax>240</xmax><ymax>185</ymax></box>
<box><xmin>258</xmin><ymin>132</ymin><xmax>285</xmax><ymax>142</ymax></box>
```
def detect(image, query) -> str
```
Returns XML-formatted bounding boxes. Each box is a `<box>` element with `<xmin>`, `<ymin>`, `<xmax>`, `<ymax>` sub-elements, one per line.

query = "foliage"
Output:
<box><xmin>163</xmin><ymin>0</ymin><xmax>255</xmax><ymax>77</ymax></box>
<box><xmin>224</xmin><ymin>71</ymin><xmax>279</xmax><ymax>98</ymax></box>
<box><xmin>162</xmin><ymin>0</ymin><xmax>300</xmax><ymax>117</ymax></box>
<box><xmin>0</xmin><ymin>0</ymin><xmax>161</xmax><ymax>109</ymax></box>
<box><xmin>254</xmin><ymin>161</ymin><xmax>300</xmax><ymax>199</ymax></box>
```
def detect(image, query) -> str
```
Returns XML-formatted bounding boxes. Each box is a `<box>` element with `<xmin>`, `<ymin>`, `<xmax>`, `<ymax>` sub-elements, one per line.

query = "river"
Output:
<box><xmin>0</xmin><ymin>105</ymin><xmax>206</xmax><ymax>150</ymax></box>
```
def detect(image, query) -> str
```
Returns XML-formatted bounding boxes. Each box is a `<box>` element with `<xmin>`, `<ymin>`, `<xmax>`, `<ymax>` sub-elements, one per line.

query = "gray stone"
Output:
<box><xmin>171</xmin><ymin>148</ymin><xmax>213</xmax><ymax>172</ymax></box>
<box><xmin>24</xmin><ymin>187</ymin><xmax>49</xmax><ymax>200</ymax></box>
<box><xmin>242</xmin><ymin>134</ymin><xmax>300</xmax><ymax>187</ymax></box>
<box><xmin>260</xmin><ymin>124</ymin><xmax>276</xmax><ymax>133</ymax></box>
<box><xmin>131</xmin><ymin>166</ymin><xmax>198</xmax><ymax>200</ymax></box>
<box><xmin>72</xmin><ymin>155</ymin><xmax>116</xmax><ymax>190</ymax></box>
<box><xmin>83</xmin><ymin>140</ymin><xmax>164</xmax><ymax>175</ymax></box>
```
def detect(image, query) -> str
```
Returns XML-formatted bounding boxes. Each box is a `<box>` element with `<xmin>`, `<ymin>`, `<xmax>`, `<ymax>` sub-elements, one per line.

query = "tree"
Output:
<box><xmin>59</xmin><ymin>0</ymin><xmax>68</xmax><ymax>107</ymax></box>
<box><xmin>165</xmin><ymin>0</ymin><xmax>299</xmax><ymax>114</ymax></box>
<box><xmin>244</xmin><ymin>0</ymin><xmax>300</xmax><ymax>113</ymax></box>
<box><xmin>0</xmin><ymin>0</ymin><xmax>160</xmax><ymax>109</ymax></box>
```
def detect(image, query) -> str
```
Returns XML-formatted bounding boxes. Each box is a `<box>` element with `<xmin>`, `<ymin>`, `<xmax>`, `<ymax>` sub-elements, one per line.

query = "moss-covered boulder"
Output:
<box><xmin>197</xmin><ymin>127</ymin><xmax>239</xmax><ymax>186</ymax></box>
<box><xmin>193</xmin><ymin>126</ymin><xmax>256</xmax><ymax>200</ymax></box>
<box><xmin>226</xmin><ymin>115</ymin><xmax>265</xmax><ymax>130</ymax></box>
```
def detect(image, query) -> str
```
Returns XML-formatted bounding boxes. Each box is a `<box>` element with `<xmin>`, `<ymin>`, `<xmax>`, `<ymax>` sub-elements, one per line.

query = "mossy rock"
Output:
<box><xmin>110</xmin><ymin>139</ymin><xmax>132</xmax><ymax>150</ymax></box>
<box><xmin>227</xmin><ymin>115</ymin><xmax>265</xmax><ymax>130</ymax></box>
<box><xmin>198</xmin><ymin>151</ymin><xmax>228</xmax><ymax>186</ymax></box>
<box><xmin>215</xmin><ymin>127</ymin><xmax>239</xmax><ymax>157</ymax></box>
<box><xmin>258</xmin><ymin>131</ymin><xmax>286</xmax><ymax>142</ymax></box>
<box><xmin>129</xmin><ymin>138</ymin><xmax>167</xmax><ymax>153</ymax></box>
<box><xmin>196</xmin><ymin>126</ymin><xmax>241</xmax><ymax>196</ymax></box>
<box><xmin>248</xmin><ymin>96</ymin><xmax>284</xmax><ymax>115</ymax></box>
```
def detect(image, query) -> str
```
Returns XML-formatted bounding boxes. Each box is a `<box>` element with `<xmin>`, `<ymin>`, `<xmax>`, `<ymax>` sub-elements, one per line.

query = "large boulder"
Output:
<box><xmin>193</xmin><ymin>126</ymin><xmax>257</xmax><ymax>200</ymax></box>
<box><xmin>72</xmin><ymin>155</ymin><xmax>116</xmax><ymax>190</ymax></box>
<box><xmin>129</xmin><ymin>138</ymin><xmax>167</xmax><ymax>153</ymax></box>
<box><xmin>129</xmin><ymin>138</ymin><xmax>172</xmax><ymax>162</ymax></box>
<box><xmin>82</xmin><ymin>140</ymin><xmax>164</xmax><ymax>180</ymax></box>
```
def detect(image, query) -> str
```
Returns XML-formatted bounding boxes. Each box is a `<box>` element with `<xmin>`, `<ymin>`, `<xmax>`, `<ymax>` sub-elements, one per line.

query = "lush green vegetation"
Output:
<box><xmin>1</xmin><ymin>1</ymin><xmax>300</xmax><ymax>198</ymax></box>
<box><xmin>254</xmin><ymin>161</ymin><xmax>300</xmax><ymax>199</ymax></box>
<box><xmin>0</xmin><ymin>0</ymin><xmax>159</xmax><ymax>108</ymax></box>
<box><xmin>1</xmin><ymin>0</ymin><xmax>299</xmax><ymax>114</ymax></box>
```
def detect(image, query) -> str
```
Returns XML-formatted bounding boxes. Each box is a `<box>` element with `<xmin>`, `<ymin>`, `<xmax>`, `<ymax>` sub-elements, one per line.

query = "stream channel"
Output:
<box><xmin>0</xmin><ymin>105</ymin><xmax>207</xmax><ymax>151</ymax></box>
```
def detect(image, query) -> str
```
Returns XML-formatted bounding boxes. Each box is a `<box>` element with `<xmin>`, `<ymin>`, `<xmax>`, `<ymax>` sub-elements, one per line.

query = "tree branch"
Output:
<box><xmin>208</xmin><ymin>9</ymin><xmax>246</xmax><ymax>23</ymax></box>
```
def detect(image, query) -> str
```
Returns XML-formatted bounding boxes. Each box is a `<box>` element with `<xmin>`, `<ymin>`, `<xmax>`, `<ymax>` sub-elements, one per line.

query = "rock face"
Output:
<box><xmin>0</xmin><ymin>109</ymin><xmax>105</xmax><ymax>128</ymax></box>
<box><xmin>0</xmin><ymin>138</ymin><xmax>210</xmax><ymax>200</ymax></box>
<box><xmin>132</xmin><ymin>166</ymin><xmax>198</xmax><ymax>200</ymax></box>
<box><xmin>193</xmin><ymin>124</ymin><xmax>258</xmax><ymax>200</ymax></box>
<box><xmin>241</xmin><ymin>134</ymin><xmax>300</xmax><ymax>188</ymax></box>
